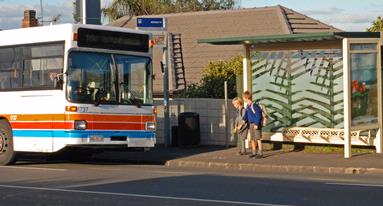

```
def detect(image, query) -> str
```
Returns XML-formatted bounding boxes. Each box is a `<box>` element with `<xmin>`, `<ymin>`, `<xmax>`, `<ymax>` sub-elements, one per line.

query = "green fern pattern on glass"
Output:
<box><xmin>251</xmin><ymin>50</ymin><xmax>343</xmax><ymax>132</ymax></box>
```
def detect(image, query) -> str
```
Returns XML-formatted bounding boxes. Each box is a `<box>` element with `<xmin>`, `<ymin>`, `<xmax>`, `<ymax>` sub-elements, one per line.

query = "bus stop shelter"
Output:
<box><xmin>199</xmin><ymin>32</ymin><xmax>383</xmax><ymax>158</ymax></box>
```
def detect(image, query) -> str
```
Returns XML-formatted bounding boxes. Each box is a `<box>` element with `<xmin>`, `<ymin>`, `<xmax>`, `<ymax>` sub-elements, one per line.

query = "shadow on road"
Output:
<box><xmin>14</xmin><ymin>145</ymin><xmax>227</xmax><ymax>166</ymax></box>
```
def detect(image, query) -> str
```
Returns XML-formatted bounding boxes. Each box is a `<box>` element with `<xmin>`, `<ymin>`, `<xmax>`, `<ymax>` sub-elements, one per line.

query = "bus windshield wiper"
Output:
<box><xmin>121</xmin><ymin>88</ymin><xmax>142</xmax><ymax>108</ymax></box>
<box><xmin>119</xmin><ymin>83</ymin><xmax>141</xmax><ymax>108</ymax></box>
<box><xmin>126</xmin><ymin>92</ymin><xmax>142</xmax><ymax>108</ymax></box>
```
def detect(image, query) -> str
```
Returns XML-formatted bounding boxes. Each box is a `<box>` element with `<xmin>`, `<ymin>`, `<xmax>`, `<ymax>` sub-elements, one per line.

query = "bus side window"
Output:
<box><xmin>0</xmin><ymin>75</ymin><xmax>8</xmax><ymax>89</ymax></box>
<box><xmin>11</xmin><ymin>68</ymin><xmax>21</xmax><ymax>89</ymax></box>
<box><xmin>23</xmin><ymin>57</ymin><xmax>64</xmax><ymax>88</ymax></box>
<box><xmin>31</xmin><ymin>70</ymin><xmax>41</xmax><ymax>86</ymax></box>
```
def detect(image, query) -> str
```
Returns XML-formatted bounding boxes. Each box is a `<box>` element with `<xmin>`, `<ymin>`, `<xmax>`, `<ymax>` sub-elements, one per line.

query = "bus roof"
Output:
<box><xmin>0</xmin><ymin>23</ymin><xmax>150</xmax><ymax>47</ymax></box>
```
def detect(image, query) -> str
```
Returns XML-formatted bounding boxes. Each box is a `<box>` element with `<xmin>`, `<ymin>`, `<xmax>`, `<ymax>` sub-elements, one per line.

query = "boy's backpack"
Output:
<box><xmin>250</xmin><ymin>102</ymin><xmax>269</xmax><ymax>126</ymax></box>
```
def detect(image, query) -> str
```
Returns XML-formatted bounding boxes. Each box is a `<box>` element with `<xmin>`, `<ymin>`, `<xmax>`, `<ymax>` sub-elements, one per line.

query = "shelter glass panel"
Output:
<box><xmin>350</xmin><ymin>44</ymin><xmax>376</xmax><ymax>51</ymax></box>
<box><xmin>251</xmin><ymin>49</ymin><xmax>343</xmax><ymax>132</ymax></box>
<box><xmin>350</xmin><ymin>44</ymin><xmax>378</xmax><ymax>126</ymax></box>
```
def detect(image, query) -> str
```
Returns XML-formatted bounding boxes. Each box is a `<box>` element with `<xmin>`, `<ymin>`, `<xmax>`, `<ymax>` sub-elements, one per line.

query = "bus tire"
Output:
<box><xmin>0</xmin><ymin>119</ymin><xmax>16</xmax><ymax>165</ymax></box>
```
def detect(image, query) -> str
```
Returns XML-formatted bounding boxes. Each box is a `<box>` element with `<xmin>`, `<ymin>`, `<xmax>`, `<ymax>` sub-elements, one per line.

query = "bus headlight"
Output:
<box><xmin>146</xmin><ymin>122</ymin><xmax>156</xmax><ymax>131</ymax></box>
<box><xmin>74</xmin><ymin>120</ymin><xmax>87</xmax><ymax>130</ymax></box>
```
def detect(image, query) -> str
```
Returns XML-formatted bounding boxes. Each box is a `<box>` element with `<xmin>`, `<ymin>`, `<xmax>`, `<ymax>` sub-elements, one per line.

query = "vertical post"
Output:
<box><xmin>40</xmin><ymin>0</ymin><xmax>44</xmax><ymax>25</ymax></box>
<box><xmin>168</xmin><ymin>33</ymin><xmax>174</xmax><ymax>91</ymax></box>
<box><xmin>377</xmin><ymin>130</ymin><xmax>382</xmax><ymax>153</ymax></box>
<box><xmin>343</xmin><ymin>38</ymin><xmax>351</xmax><ymax>158</ymax></box>
<box><xmin>224</xmin><ymin>81</ymin><xmax>228</xmax><ymax>147</ymax></box>
<box><xmin>243</xmin><ymin>44</ymin><xmax>252</xmax><ymax>149</ymax></box>
<box><xmin>81</xmin><ymin>0</ymin><xmax>86</xmax><ymax>24</ymax></box>
<box><xmin>163</xmin><ymin>32</ymin><xmax>170</xmax><ymax>147</ymax></box>
<box><xmin>243</xmin><ymin>44</ymin><xmax>252</xmax><ymax>93</ymax></box>
<box><xmin>77</xmin><ymin>0</ymin><xmax>101</xmax><ymax>25</ymax></box>
<box><xmin>376</xmin><ymin>38</ymin><xmax>383</xmax><ymax>153</ymax></box>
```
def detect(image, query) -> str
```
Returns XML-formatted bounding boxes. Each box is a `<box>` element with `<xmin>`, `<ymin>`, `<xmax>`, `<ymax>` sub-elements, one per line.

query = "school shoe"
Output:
<box><xmin>256</xmin><ymin>153</ymin><xmax>263</xmax><ymax>159</ymax></box>
<box><xmin>237</xmin><ymin>152</ymin><xmax>246</xmax><ymax>156</ymax></box>
<box><xmin>249</xmin><ymin>154</ymin><xmax>257</xmax><ymax>158</ymax></box>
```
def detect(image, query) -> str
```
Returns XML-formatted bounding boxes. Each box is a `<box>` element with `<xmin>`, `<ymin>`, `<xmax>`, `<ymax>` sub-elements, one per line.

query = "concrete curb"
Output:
<box><xmin>165</xmin><ymin>160</ymin><xmax>383</xmax><ymax>175</ymax></box>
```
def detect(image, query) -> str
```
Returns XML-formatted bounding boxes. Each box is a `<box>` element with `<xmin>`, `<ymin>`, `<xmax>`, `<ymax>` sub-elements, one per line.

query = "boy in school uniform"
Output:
<box><xmin>242</xmin><ymin>91</ymin><xmax>263</xmax><ymax>158</ymax></box>
<box><xmin>232</xmin><ymin>97</ymin><xmax>248</xmax><ymax>155</ymax></box>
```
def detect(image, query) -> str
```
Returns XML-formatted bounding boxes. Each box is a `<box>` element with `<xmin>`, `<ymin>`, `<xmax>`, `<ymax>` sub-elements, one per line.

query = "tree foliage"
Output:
<box><xmin>178</xmin><ymin>55</ymin><xmax>243</xmax><ymax>98</ymax></box>
<box><xmin>102</xmin><ymin>0</ymin><xmax>237</xmax><ymax>21</ymax></box>
<box><xmin>72</xmin><ymin>1</ymin><xmax>80</xmax><ymax>23</ymax></box>
<box><xmin>367</xmin><ymin>16</ymin><xmax>383</xmax><ymax>32</ymax></box>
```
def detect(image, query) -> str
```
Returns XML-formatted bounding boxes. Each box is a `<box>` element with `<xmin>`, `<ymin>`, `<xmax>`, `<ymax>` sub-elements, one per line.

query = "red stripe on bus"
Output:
<box><xmin>10</xmin><ymin>122</ymin><xmax>73</xmax><ymax>130</ymax></box>
<box><xmin>10</xmin><ymin>121</ymin><xmax>147</xmax><ymax>130</ymax></box>
<box><xmin>65</xmin><ymin>114</ymin><xmax>155</xmax><ymax>122</ymax></box>
<box><xmin>90</xmin><ymin>122</ymin><xmax>145</xmax><ymax>130</ymax></box>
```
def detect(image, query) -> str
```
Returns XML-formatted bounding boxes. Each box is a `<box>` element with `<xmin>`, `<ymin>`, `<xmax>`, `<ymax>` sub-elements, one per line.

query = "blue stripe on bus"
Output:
<box><xmin>13</xmin><ymin>130</ymin><xmax>155</xmax><ymax>139</ymax></box>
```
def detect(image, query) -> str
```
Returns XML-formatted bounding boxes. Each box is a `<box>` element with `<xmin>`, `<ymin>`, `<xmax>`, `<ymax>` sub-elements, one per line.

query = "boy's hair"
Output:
<box><xmin>232</xmin><ymin>97</ymin><xmax>243</xmax><ymax>106</ymax></box>
<box><xmin>242</xmin><ymin>91</ymin><xmax>252</xmax><ymax>100</ymax></box>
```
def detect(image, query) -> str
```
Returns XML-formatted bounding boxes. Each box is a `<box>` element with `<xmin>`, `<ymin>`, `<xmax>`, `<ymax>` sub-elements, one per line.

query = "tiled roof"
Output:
<box><xmin>279</xmin><ymin>6</ymin><xmax>342</xmax><ymax>33</ymax></box>
<box><xmin>110</xmin><ymin>5</ymin><xmax>342</xmax><ymax>94</ymax></box>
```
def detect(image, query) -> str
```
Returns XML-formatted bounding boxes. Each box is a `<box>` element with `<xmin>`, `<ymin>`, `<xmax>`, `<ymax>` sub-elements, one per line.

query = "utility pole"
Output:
<box><xmin>39</xmin><ymin>0</ymin><xmax>44</xmax><ymax>25</ymax></box>
<box><xmin>163</xmin><ymin>33</ymin><xmax>170</xmax><ymax>147</ymax></box>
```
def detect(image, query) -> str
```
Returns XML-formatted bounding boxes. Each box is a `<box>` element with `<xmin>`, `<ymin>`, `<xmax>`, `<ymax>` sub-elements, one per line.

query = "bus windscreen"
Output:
<box><xmin>77</xmin><ymin>28</ymin><xmax>149</xmax><ymax>52</ymax></box>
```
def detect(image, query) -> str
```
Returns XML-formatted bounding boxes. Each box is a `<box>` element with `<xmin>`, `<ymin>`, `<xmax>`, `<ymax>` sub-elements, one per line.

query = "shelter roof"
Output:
<box><xmin>198</xmin><ymin>32</ymin><xmax>381</xmax><ymax>45</ymax></box>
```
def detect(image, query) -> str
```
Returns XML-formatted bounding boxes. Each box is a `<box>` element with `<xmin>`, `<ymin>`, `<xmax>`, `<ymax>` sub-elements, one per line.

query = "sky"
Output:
<box><xmin>0</xmin><ymin>0</ymin><xmax>381</xmax><ymax>31</ymax></box>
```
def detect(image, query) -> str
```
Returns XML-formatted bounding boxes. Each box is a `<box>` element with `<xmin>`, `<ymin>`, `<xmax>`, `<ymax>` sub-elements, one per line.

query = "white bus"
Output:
<box><xmin>0</xmin><ymin>24</ymin><xmax>156</xmax><ymax>165</ymax></box>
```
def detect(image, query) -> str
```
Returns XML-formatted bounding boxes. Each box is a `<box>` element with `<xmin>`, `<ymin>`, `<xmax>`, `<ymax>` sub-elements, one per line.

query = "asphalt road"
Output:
<box><xmin>1</xmin><ymin>160</ymin><xmax>383</xmax><ymax>206</ymax></box>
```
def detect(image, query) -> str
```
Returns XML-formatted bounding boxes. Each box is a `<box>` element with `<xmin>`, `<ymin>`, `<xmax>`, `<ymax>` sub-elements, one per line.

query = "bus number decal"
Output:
<box><xmin>10</xmin><ymin>115</ymin><xmax>17</xmax><ymax>121</ymax></box>
<box><xmin>77</xmin><ymin>107</ymin><xmax>88</xmax><ymax>113</ymax></box>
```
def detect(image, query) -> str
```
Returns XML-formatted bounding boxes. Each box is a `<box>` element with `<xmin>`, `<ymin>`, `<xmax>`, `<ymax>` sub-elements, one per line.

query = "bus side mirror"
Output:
<box><xmin>51</xmin><ymin>73</ymin><xmax>64</xmax><ymax>89</ymax></box>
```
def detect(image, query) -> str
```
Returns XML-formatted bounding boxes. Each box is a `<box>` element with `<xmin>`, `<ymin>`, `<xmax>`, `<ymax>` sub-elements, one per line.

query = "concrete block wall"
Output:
<box><xmin>154</xmin><ymin>98</ymin><xmax>238</xmax><ymax>146</ymax></box>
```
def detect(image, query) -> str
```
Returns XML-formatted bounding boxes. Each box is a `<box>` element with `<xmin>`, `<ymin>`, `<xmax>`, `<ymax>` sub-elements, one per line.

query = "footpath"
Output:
<box><xmin>94</xmin><ymin>145</ymin><xmax>383</xmax><ymax>175</ymax></box>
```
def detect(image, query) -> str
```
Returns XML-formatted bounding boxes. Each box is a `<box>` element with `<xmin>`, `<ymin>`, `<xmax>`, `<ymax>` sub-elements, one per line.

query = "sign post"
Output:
<box><xmin>137</xmin><ymin>17</ymin><xmax>170</xmax><ymax>147</ymax></box>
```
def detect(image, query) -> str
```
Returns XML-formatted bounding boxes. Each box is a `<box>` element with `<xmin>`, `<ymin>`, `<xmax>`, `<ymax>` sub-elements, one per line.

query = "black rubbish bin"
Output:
<box><xmin>171</xmin><ymin>125</ymin><xmax>178</xmax><ymax>147</ymax></box>
<box><xmin>177</xmin><ymin>112</ymin><xmax>200</xmax><ymax>146</ymax></box>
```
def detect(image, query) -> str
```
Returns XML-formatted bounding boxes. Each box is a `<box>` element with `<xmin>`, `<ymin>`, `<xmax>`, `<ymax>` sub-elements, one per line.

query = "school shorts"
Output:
<box><xmin>249</xmin><ymin>123</ymin><xmax>262</xmax><ymax>140</ymax></box>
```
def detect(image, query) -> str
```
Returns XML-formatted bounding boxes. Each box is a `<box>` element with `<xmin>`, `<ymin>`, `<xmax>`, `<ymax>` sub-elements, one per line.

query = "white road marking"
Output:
<box><xmin>150</xmin><ymin>170</ymin><xmax>194</xmax><ymax>175</ymax></box>
<box><xmin>0</xmin><ymin>184</ymin><xmax>295</xmax><ymax>206</ymax></box>
<box><xmin>87</xmin><ymin>167</ymin><xmax>122</xmax><ymax>171</ymax></box>
<box><xmin>61</xmin><ymin>179</ymin><xmax>127</xmax><ymax>189</ymax></box>
<box><xmin>326</xmin><ymin>183</ymin><xmax>383</xmax><ymax>188</ymax></box>
<box><xmin>0</xmin><ymin>166</ymin><xmax>68</xmax><ymax>171</ymax></box>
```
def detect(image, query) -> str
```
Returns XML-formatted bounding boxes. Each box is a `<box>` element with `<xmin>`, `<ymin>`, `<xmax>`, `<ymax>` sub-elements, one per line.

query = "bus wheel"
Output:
<box><xmin>0</xmin><ymin>119</ymin><xmax>16</xmax><ymax>165</ymax></box>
